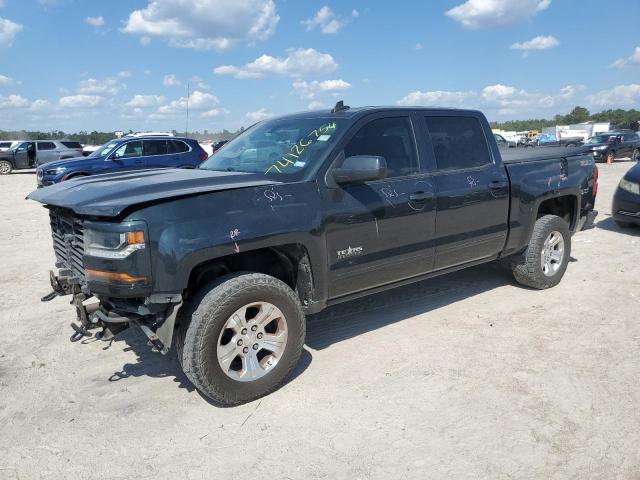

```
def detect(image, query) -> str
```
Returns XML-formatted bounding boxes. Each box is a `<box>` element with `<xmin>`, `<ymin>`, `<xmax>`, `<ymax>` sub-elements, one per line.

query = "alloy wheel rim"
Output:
<box><xmin>0</xmin><ymin>162</ymin><xmax>9</xmax><ymax>174</ymax></box>
<box><xmin>216</xmin><ymin>301</ymin><xmax>288</xmax><ymax>382</ymax></box>
<box><xmin>541</xmin><ymin>230</ymin><xmax>565</xmax><ymax>277</ymax></box>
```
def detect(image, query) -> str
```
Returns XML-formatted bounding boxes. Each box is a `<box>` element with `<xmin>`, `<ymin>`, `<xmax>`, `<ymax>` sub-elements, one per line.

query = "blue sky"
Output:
<box><xmin>0</xmin><ymin>0</ymin><xmax>639</xmax><ymax>133</ymax></box>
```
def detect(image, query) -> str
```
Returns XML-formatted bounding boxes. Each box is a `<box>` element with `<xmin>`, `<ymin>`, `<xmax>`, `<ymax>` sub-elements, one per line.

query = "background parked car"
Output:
<box><xmin>612</xmin><ymin>162</ymin><xmax>640</xmax><ymax>227</ymax></box>
<box><xmin>36</xmin><ymin>136</ymin><xmax>208</xmax><ymax>186</ymax></box>
<box><xmin>536</xmin><ymin>133</ymin><xmax>584</xmax><ymax>147</ymax></box>
<box><xmin>583</xmin><ymin>131</ymin><xmax>640</xmax><ymax>164</ymax></box>
<box><xmin>0</xmin><ymin>140</ymin><xmax>20</xmax><ymax>152</ymax></box>
<box><xmin>0</xmin><ymin>140</ymin><xmax>84</xmax><ymax>174</ymax></box>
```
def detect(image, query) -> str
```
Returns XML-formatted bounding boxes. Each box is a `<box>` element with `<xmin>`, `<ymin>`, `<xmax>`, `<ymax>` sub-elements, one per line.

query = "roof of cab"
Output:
<box><xmin>268</xmin><ymin>105</ymin><xmax>485</xmax><ymax>122</ymax></box>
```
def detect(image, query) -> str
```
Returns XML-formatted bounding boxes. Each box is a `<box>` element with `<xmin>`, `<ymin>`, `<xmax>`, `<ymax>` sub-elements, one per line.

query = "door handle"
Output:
<box><xmin>409</xmin><ymin>191</ymin><xmax>433</xmax><ymax>202</ymax></box>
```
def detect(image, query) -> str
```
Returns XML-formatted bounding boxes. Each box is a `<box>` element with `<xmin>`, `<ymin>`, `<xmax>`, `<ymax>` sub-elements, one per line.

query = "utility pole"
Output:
<box><xmin>185</xmin><ymin>82</ymin><xmax>190</xmax><ymax>137</ymax></box>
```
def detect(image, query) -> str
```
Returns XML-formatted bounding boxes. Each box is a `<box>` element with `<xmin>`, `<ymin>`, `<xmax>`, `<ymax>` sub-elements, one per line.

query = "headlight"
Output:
<box><xmin>619</xmin><ymin>179</ymin><xmax>640</xmax><ymax>195</ymax></box>
<box><xmin>45</xmin><ymin>167</ymin><xmax>67</xmax><ymax>175</ymax></box>
<box><xmin>84</xmin><ymin>229</ymin><xmax>146</xmax><ymax>258</ymax></box>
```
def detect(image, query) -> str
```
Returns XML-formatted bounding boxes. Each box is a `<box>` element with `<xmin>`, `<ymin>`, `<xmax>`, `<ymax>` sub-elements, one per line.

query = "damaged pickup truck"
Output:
<box><xmin>29</xmin><ymin>104</ymin><xmax>598</xmax><ymax>405</ymax></box>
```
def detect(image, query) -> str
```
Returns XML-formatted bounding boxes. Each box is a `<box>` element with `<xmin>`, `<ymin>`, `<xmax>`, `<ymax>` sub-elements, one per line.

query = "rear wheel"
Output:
<box><xmin>178</xmin><ymin>272</ymin><xmax>305</xmax><ymax>405</ymax></box>
<box><xmin>511</xmin><ymin>215</ymin><xmax>571</xmax><ymax>289</ymax></box>
<box><xmin>0</xmin><ymin>160</ymin><xmax>12</xmax><ymax>175</ymax></box>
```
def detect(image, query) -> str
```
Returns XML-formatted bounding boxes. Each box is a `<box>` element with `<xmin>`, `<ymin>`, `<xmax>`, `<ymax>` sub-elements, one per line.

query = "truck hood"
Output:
<box><xmin>28</xmin><ymin>168</ymin><xmax>279</xmax><ymax>217</ymax></box>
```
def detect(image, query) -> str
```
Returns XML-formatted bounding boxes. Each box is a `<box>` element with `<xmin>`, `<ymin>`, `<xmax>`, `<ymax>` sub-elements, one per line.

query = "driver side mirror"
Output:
<box><xmin>333</xmin><ymin>155</ymin><xmax>387</xmax><ymax>184</ymax></box>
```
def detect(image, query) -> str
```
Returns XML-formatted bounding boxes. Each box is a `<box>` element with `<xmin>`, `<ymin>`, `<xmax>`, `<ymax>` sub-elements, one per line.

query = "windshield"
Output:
<box><xmin>87</xmin><ymin>140</ymin><xmax>119</xmax><ymax>158</ymax></box>
<box><xmin>200</xmin><ymin>117</ymin><xmax>346</xmax><ymax>179</ymax></box>
<box><xmin>586</xmin><ymin>135</ymin><xmax>613</xmax><ymax>144</ymax></box>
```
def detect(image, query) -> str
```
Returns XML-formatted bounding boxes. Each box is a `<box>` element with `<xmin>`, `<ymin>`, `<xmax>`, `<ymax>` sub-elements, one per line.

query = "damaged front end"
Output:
<box><xmin>42</xmin><ymin>208</ymin><xmax>181</xmax><ymax>353</ymax></box>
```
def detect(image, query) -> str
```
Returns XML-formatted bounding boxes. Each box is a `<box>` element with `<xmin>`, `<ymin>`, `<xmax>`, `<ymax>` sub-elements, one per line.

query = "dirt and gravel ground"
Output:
<box><xmin>1</xmin><ymin>162</ymin><xmax>639</xmax><ymax>480</ymax></box>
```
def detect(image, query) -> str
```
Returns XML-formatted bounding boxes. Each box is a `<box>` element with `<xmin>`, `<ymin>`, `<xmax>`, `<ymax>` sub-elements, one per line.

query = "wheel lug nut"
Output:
<box><xmin>237</xmin><ymin>339</ymin><xmax>243</xmax><ymax>346</ymax></box>
<box><xmin>241</xmin><ymin>328</ymin><xmax>247</xmax><ymax>334</ymax></box>
<box><xmin>251</xmin><ymin>325</ymin><xmax>258</xmax><ymax>332</ymax></box>
<box><xmin>253</xmin><ymin>344</ymin><xmax>259</xmax><ymax>350</ymax></box>
<box><xmin>257</xmin><ymin>333</ymin><xmax>263</xmax><ymax>339</ymax></box>
<box><xmin>243</xmin><ymin>347</ymin><xmax>249</xmax><ymax>354</ymax></box>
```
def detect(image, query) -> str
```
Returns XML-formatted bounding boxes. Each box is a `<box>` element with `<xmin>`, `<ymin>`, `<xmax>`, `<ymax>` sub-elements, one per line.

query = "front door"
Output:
<box><xmin>13</xmin><ymin>142</ymin><xmax>34</xmax><ymax>169</ymax></box>
<box><xmin>323</xmin><ymin>115</ymin><xmax>437</xmax><ymax>299</ymax></box>
<box><xmin>108</xmin><ymin>140</ymin><xmax>144</xmax><ymax>171</ymax></box>
<box><xmin>422</xmin><ymin>115</ymin><xmax>510</xmax><ymax>270</ymax></box>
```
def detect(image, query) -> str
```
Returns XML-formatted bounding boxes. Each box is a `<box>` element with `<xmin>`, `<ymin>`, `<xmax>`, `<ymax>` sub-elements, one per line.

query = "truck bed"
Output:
<box><xmin>501</xmin><ymin>146</ymin><xmax>589</xmax><ymax>164</ymax></box>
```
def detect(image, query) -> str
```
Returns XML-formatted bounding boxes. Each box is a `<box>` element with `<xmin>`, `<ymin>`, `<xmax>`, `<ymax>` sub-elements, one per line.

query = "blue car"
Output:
<box><xmin>36</xmin><ymin>136</ymin><xmax>208</xmax><ymax>187</ymax></box>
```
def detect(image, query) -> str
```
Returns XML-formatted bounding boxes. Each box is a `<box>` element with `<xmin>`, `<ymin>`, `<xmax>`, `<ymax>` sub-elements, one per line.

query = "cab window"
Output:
<box><xmin>343</xmin><ymin>117</ymin><xmax>418</xmax><ymax>178</ymax></box>
<box><xmin>425</xmin><ymin>116</ymin><xmax>491</xmax><ymax>170</ymax></box>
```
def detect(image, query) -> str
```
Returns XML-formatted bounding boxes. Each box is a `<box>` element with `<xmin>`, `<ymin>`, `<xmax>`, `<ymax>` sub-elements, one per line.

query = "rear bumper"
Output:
<box><xmin>578</xmin><ymin>210</ymin><xmax>598</xmax><ymax>231</ymax></box>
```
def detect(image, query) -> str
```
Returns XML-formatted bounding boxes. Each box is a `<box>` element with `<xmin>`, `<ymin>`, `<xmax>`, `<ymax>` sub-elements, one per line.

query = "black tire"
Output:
<box><xmin>0</xmin><ymin>159</ymin><xmax>13</xmax><ymax>175</ymax></box>
<box><xmin>510</xmin><ymin>215</ymin><xmax>571</xmax><ymax>289</ymax></box>
<box><xmin>178</xmin><ymin>272</ymin><xmax>305</xmax><ymax>405</ymax></box>
<box><xmin>632</xmin><ymin>148</ymin><xmax>640</xmax><ymax>162</ymax></box>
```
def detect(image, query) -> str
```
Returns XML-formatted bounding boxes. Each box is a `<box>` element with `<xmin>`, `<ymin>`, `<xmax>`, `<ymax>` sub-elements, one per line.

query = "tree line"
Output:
<box><xmin>0</xmin><ymin>128</ymin><xmax>245</xmax><ymax>145</ymax></box>
<box><xmin>1</xmin><ymin>106</ymin><xmax>638</xmax><ymax>143</ymax></box>
<box><xmin>490</xmin><ymin>106</ymin><xmax>640</xmax><ymax>132</ymax></box>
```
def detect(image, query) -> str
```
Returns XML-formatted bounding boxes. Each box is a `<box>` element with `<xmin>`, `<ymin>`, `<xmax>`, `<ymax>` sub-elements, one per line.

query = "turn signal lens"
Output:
<box><xmin>127</xmin><ymin>231</ymin><xmax>145</xmax><ymax>245</ymax></box>
<box><xmin>86</xmin><ymin>269</ymin><xmax>147</xmax><ymax>284</ymax></box>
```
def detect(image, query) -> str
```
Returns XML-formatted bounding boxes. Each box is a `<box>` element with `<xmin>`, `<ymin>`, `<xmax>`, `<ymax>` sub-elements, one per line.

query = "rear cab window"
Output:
<box><xmin>168</xmin><ymin>140</ymin><xmax>189</xmax><ymax>154</ymax></box>
<box><xmin>424</xmin><ymin>116</ymin><xmax>492</xmax><ymax>170</ymax></box>
<box><xmin>37</xmin><ymin>142</ymin><xmax>56</xmax><ymax>151</ymax></box>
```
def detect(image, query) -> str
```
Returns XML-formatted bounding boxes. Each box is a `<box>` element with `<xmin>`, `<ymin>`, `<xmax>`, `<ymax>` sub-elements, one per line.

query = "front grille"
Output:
<box><xmin>49</xmin><ymin>210</ymin><xmax>86</xmax><ymax>283</ymax></box>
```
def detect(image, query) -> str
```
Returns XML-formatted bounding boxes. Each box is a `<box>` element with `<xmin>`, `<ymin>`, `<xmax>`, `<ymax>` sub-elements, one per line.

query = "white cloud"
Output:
<box><xmin>0</xmin><ymin>16</ymin><xmax>23</xmax><ymax>47</ymax></box>
<box><xmin>0</xmin><ymin>94</ymin><xmax>28</xmax><ymax>108</ymax></box>
<box><xmin>397</xmin><ymin>83</ymin><xmax>583</xmax><ymax>115</ymax></box>
<box><xmin>126</xmin><ymin>94</ymin><xmax>165</xmax><ymax>107</ymax></box>
<box><xmin>118</xmin><ymin>71</ymin><xmax>132</xmax><ymax>78</ymax></box>
<box><xmin>78</xmin><ymin>76</ymin><xmax>125</xmax><ymax>96</ymax></box>
<box><xmin>245</xmin><ymin>108</ymin><xmax>273</xmax><ymax>122</ymax></box>
<box><xmin>397</xmin><ymin>90</ymin><xmax>475</xmax><ymax>107</ymax></box>
<box><xmin>302</xmin><ymin>6</ymin><xmax>344</xmax><ymax>34</ymax></box>
<box><xmin>201</xmin><ymin>108</ymin><xmax>221</xmax><ymax>118</ymax></box>
<box><xmin>163</xmin><ymin>74</ymin><xmax>181</xmax><ymax>86</ymax></box>
<box><xmin>29</xmin><ymin>99</ymin><xmax>50</xmax><ymax>111</ymax></box>
<box><xmin>214</xmin><ymin>48</ymin><xmax>337</xmax><ymax>79</ymax></box>
<box><xmin>415</xmin><ymin>43</ymin><xmax>423</xmax><ymax>51</ymax></box>
<box><xmin>351</xmin><ymin>9</ymin><xmax>359</xmax><ymax>17</ymax></box>
<box><xmin>190</xmin><ymin>76</ymin><xmax>211</xmax><ymax>90</ymax></box>
<box><xmin>608</xmin><ymin>46</ymin><xmax>640</xmax><ymax>69</ymax></box>
<box><xmin>123</xmin><ymin>0</ymin><xmax>279</xmax><ymax>50</ymax></box>
<box><xmin>0</xmin><ymin>74</ymin><xmax>13</xmax><ymax>85</ymax></box>
<box><xmin>84</xmin><ymin>16</ymin><xmax>105</xmax><ymax>27</ymax></box>
<box><xmin>446</xmin><ymin>0</ymin><xmax>551</xmax><ymax>29</ymax></box>
<box><xmin>307</xmin><ymin>100</ymin><xmax>325</xmax><ymax>110</ymax></box>
<box><xmin>292</xmin><ymin>79</ymin><xmax>351</xmax><ymax>100</ymax></box>
<box><xmin>510</xmin><ymin>35</ymin><xmax>559</xmax><ymax>51</ymax></box>
<box><xmin>587</xmin><ymin>84</ymin><xmax>640</xmax><ymax>109</ymax></box>
<box><xmin>59</xmin><ymin>94</ymin><xmax>103</xmax><ymax>108</ymax></box>
<box><xmin>157</xmin><ymin>90</ymin><xmax>219</xmax><ymax>114</ymax></box>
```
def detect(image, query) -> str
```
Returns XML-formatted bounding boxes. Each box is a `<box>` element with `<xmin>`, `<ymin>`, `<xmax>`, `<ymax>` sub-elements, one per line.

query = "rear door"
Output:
<box><xmin>422</xmin><ymin>115</ymin><xmax>510</xmax><ymax>270</ymax></box>
<box><xmin>36</xmin><ymin>141</ymin><xmax>57</xmax><ymax>165</ymax></box>
<box><xmin>322</xmin><ymin>113</ymin><xmax>437</xmax><ymax>299</ymax></box>
<box><xmin>621</xmin><ymin>134</ymin><xmax>638</xmax><ymax>157</ymax></box>
<box><xmin>167</xmin><ymin>139</ymin><xmax>192</xmax><ymax>167</ymax></box>
<box><xmin>142</xmin><ymin>139</ymin><xmax>170</xmax><ymax>168</ymax></box>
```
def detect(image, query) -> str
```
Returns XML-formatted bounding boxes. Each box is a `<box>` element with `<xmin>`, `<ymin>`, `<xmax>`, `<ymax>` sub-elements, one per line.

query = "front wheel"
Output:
<box><xmin>511</xmin><ymin>215</ymin><xmax>571</xmax><ymax>289</ymax></box>
<box><xmin>178</xmin><ymin>273</ymin><xmax>305</xmax><ymax>405</ymax></box>
<box><xmin>0</xmin><ymin>160</ymin><xmax>13</xmax><ymax>175</ymax></box>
